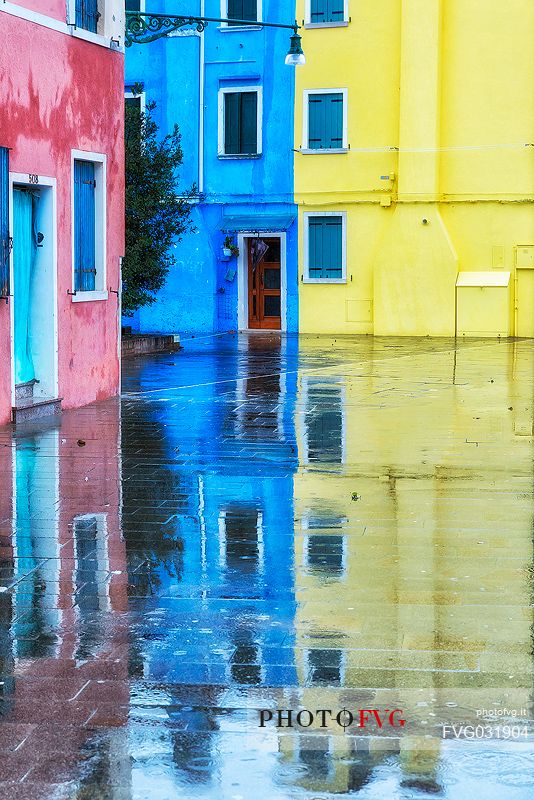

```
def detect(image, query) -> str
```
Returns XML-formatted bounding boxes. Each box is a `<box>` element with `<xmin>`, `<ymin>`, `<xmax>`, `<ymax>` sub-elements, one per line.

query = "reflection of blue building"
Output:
<box><xmin>121</xmin><ymin>337</ymin><xmax>299</xmax><ymax>795</ymax></box>
<box><xmin>122</xmin><ymin>337</ymin><xmax>298</xmax><ymax>692</ymax></box>
<box><xmin>125</xmin><ymin>0</ymin><xmax>298</xmax><ymax>335</ymax></box>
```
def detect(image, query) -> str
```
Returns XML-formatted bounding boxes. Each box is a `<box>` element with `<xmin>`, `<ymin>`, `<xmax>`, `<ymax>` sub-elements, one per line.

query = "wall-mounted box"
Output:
<box><xmin>515</xmin><ymin>246</ymin><xmax>534</xmax><ymax>269</ymax></box>
<box><xmin>456</xmin><ymin>271</ymin><xmax>511</xmax><ymax>337</ymax></box>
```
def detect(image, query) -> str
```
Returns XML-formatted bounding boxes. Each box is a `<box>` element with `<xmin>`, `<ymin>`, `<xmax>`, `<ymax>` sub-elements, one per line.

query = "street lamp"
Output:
<box><xmin>284</xmin><ymin>31</ymin><xmax>305</xmax><ymax>66</ymax></box>
<box><xmin>124</xmin><ymin>12</ymin><xmax>306</xmax><ymax>65</ymax></box>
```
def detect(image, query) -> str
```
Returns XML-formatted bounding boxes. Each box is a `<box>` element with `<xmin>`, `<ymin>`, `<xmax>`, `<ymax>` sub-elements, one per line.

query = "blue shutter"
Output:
<box><xmin>310</xmin><ymin>0</ymin><xmax>326</xmax><ymax>23</ymax></box>
<box><xmin>224</xmin><ymin>93</ymin><xmax>240</xmax><ymax>154</ymax></box>
<box><xmin>308</xmin><ymin>93</ymin><xmax>343</xmax><ymax>150</ymax></box>
<box><xmin>240</xmin><ymin>92</ymin><xmax>258</xmax><ymax>154</ymax></box>
<box><xmin>308</xmin><ymin>216</ymin><xmax>343</xmax><ymax>279</ymax></box>
<box><xmin>310</xmin><ymin>0</ymin><xmax>344</xmax><ymax>24</ymax></box>
<box><xmin>75</xmin><ymin>0</ymin><xmax>99</xmax><ymax>32</ymax></box>
<box><xmin>74</xmin><ymin>160</ymin><xmax>96</xmax><ymax>292</ymax></box>
<box><xmin>326</xmin><ymin>0</ymin><xmax>344</xmax><ymax>22</ymax></box>
<box><xmin>0</xmin><ymin>147</ymin><xmax>9</xmax><ymax>298</ymax></box>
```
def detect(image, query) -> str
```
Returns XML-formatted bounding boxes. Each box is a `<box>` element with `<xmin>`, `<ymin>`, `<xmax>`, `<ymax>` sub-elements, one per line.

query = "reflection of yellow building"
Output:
<box><xmin>282</xmin><ymin>338</ymin><xmax>534</xmax><ymax>793</ymax></box>
<box><xmin>294</xmin><ymin>0</ymin><xmax>534</xmax><ymax>336</ymax></box>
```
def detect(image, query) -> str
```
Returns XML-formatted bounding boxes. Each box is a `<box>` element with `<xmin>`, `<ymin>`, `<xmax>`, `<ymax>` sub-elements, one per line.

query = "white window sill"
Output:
<box><xmin>69</xmin><ymin>25</ymin><xmax>124</xmax><ymax>51</ymax></box>
<box><xmin>303</xmin><ymin>278</ymin><xmax>346</xmax><ymax>284</ymax></box>
<box><xmin>218</xmin><ymin>24</ymin><xmax>263</xmax><ymax>32</ymax></box>
<box><xmin>300</xmin><ymin>148</ymin><xmax>349</xmax><ymax>155</ymax></box>
<box><xmin>71</xmin><ymin>290</ymin><xmax>109</xmax><ymax>303</ymax></box>
<box><xmin>304</xmin><ymin>21</ymin><xmax>349</xmax><ymax>28</ymax></box>
<box><xmin>218</xmin><ymin>153</ymin><xmax>262</xmax><ymax>159</ymax></box>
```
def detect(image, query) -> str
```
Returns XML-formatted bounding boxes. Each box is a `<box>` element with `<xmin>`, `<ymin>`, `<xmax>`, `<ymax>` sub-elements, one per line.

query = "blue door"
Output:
<box><xmin>13</xmin><ymin>189</ymin><xmax>36</xmax><ymax>385</ymax></box>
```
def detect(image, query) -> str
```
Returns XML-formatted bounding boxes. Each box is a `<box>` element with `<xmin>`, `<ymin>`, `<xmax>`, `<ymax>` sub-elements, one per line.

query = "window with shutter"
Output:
<box><xmin>308</xmin><ymin>92</ymin><xmax>344</xmax><ymax>150</ymax></box>
<box><xmin>75</xmin><ymin>0</ymin><xmax>99</xmax><ymax>32</ymax></box>
<box><xmin>307</xmin><ymin>215</ymin><xmax>344</xmax><ymax>280</ymax></box>
<box><xmin>224</xmin><ymin>91</ymin><xmax>259</xmax><ymax>155</ymax></box>
<box><xmin>73</xmin><ymin>160</ymin><xmax>96</xmax><ymax>292</ymax></box>
<box><xmin>0</xmin><ymin>147</ymin><xmax>9</xmax><ymax>299</ymax></box>
<box><xmin>227</xmin><ymin>0</ymin><xmax>257</xmax><ymax>23</ymax></box>
<box><xmin>309</xmin><ymin>0</ymin><xmax>345</xmax><ymax>24</ymax></box>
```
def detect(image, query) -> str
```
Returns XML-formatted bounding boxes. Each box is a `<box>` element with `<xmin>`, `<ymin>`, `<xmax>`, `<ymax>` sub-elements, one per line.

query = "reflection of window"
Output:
<box><xmin>73</xmin><ymin>514</ymin><xmax>109</xmax><ymax>659</ymax></box>
<box><xmin>231</xmin><ymin>635</ymin><xmax>262</xmax><ymax>684</ymax></box>
<box><xmin>74</xmin><ymin>514</ymin><xmax>109</xmax><ymax>612</ymax></box>
<box><xmin>219</xmin><ymin>508</ymin><xmax>263</xmax><ymax>574</ymax></box>
<box><xmin>298</xmin><ymin>735</ymin><xmax>332</xmax><ymax>781</ymax></box>
<box><xmin>302</xmin><ymin>378</ymin><xmax>345</xmax><ymax>464</ymax></box>
<box><xmin>306</xmin><ymin>535</ymin><xmax>345</xmax><ymax>575</ymax></box>
<box><xmin>307</xmin><ymin>648</ymin><xmax>343</xmax><ymax>686</ymax></box>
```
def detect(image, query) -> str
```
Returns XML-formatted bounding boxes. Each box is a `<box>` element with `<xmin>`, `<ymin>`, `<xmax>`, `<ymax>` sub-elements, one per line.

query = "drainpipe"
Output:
<box><xmin>198</xmin><ymin>0</ymin><xmax>205</xmax><ymax>194</ymax></box>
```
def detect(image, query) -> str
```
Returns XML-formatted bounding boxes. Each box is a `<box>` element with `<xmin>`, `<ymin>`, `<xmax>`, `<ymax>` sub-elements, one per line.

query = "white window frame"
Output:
<box><xmin>304</xmin><ymin>0</ymin><xmax>349</xmax><ymax>28</ymax></box>
<box><xmin>124</xmin><ymin>88</ymin><xmax>146</xmax><ymax>114</ymax></box>
<box><xmin>301</xmin><ymin>88</ymin><xmax>348</xmax><ymax>154</ymax></box>
<box><xmin>219</xmin><ymin>0</ymin><xmax>262</xmax><ymax>29</ymax></box>
<box><xmin>70</xmin><ymin>149</ymin><xmax>108</xmax><ymax>302</ymax></box>
<box><xmin>303</xmin><ymin>211</ymin><xmax>347</xmax><ymax>284</ymax></box>
<box><xmin>218</xmin><ymin>86</ymin><xmax>263</xmax><ymax>158</ymax></box>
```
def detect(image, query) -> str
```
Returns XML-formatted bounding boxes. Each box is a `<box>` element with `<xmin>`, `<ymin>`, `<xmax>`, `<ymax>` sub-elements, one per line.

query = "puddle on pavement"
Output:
<box><xmin>0</xmin><ymin>333</ymin><xmax>533</xmax><ymax>798</ymax></box>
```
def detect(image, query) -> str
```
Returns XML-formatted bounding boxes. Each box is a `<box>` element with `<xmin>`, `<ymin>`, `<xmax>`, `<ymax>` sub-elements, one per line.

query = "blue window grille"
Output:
<box><xmin>75</xmin><ymin>0</ymin><xmax>99</xmax><ymax>33</ymax></box>
<box><xmin>74</xmin><ymin>160</ymin><xmax>96</xmax><ymax>292</ymax></box>
<box><xmin>308</xmin><ymin>216</ymin><xmax>343</xmax><ymax>279</ymax></box>
<box><xmin>0</xmin><ymin>147</ymin><xmax>9</xmax><ymax>299</ymax></box>
<box><xmin>224</xmin><ymin>91</ymin><xmax>258</xmax><ymax>155</ymax></box>
<box><xmin>308</xmin><ymin>93</ymin><xmax>344</xmax><ymax>150</ymax></box>
<box><xmin>310</xmin><ymin>0</ymin><xmax>344</xmax><ymax>24</ymax></box>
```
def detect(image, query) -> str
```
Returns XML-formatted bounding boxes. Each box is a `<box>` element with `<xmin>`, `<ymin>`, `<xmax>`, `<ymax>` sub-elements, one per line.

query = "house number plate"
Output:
<box><xmin>28</xmin><ymin>174</ymin><xmax>39</xmax><ymax>184</ymax></box>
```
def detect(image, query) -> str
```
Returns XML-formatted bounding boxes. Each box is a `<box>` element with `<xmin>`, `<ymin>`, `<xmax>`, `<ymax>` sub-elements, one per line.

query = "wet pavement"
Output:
<box><xmin>0</xmin><ymin>332</ymin><xmax>533</xmax><ymax>799</ymax></box>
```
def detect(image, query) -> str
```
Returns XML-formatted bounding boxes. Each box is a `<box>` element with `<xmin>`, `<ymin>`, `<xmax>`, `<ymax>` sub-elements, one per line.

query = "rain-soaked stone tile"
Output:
<box><xmin>0</xmin><ymin>334</ymin><xmax>533</xmax><ymax>797</ymax></box>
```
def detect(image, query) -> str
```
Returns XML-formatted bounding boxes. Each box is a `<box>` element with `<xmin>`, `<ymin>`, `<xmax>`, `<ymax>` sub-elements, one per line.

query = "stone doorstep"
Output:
<box><xmin>14</xmin><ymin>379</ymin><xmax>39</xmax><ymax>402</ymax></box>
<box><xmin>12</xmin><ymin>397</ymin><xmax>62</xmax><ymax>425</ymax></box>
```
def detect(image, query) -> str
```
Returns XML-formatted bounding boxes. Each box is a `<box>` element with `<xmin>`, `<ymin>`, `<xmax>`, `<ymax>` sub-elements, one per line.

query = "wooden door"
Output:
<box><xmin>247</xmin><ymin>237</ymin><xmax>281</xmax><ymax>330</ymax></box>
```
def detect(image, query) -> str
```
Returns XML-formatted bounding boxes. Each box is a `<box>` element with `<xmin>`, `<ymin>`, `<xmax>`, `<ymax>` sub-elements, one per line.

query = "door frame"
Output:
<box><xmin>237</xmin><ymin>231</ymin><xmax>287</xmax><ymax>332</ymax></box>
<box><xmin>9</xmin><ymin>173</ymin><xmax>58</xmax><ymax>405</ymax></box>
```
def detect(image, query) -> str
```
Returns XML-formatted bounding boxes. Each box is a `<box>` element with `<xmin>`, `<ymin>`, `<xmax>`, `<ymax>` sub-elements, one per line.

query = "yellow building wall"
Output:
<box><xmin>295</xmin><ymin>0</ymin><xmax>534</xmax><ymax>336</ymax></box>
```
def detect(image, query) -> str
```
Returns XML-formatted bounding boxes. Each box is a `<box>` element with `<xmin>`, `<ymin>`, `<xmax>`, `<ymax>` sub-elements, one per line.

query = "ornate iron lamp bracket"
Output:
<box><xmin>125</xmin><ymin>12</ymin><xmax>299</xmax><ymax>47</ymax></box>
<box><xmin>125</xmin><ymin>13</ymin><xmax>208</xmax><ymax>46</ymax></box>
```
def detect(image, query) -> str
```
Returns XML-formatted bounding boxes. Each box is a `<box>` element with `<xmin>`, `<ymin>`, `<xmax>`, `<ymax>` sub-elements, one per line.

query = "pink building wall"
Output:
<box><xmin>0</xmin><ymin>10</ymin><xmax>124</xmax><ymax>426</ymax></box>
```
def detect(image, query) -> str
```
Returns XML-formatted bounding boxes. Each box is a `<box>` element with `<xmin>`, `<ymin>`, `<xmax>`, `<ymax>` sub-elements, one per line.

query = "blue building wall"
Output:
<box><xmin>125</xmin><ymin>0</ymin><xmax>298</xmax><ymax>335</ymax></box>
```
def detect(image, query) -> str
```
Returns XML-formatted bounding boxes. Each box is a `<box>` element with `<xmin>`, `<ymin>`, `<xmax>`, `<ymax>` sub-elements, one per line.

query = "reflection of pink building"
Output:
<box><xmin>0</xmin><ymin>0</ymin><xmax>125</xmax><ymax>426</ymax></box>
<box><xmin>0</xmin><ymin>402</ymin><xmax>130</xmax><ymax>789</ymax></box>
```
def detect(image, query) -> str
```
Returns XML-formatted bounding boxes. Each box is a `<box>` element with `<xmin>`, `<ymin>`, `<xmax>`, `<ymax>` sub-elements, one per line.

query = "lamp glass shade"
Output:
<box><xmin>285</xmin><ymin>32</ymin><xmax>306</xmax><ymax>66</ymax></box>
